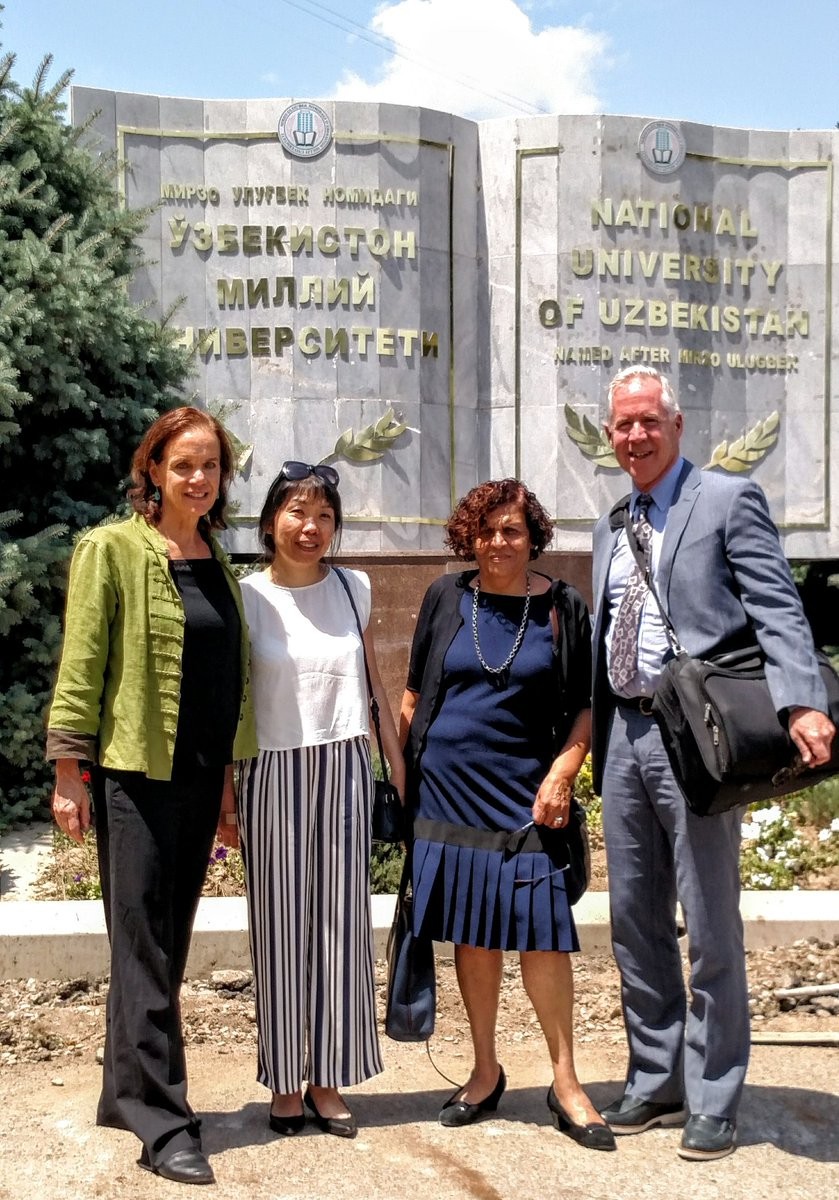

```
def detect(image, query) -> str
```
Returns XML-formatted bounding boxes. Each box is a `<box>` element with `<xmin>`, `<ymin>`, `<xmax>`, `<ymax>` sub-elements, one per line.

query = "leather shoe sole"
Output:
<box><xmin>601</xmin><ymin>1094</ymin><xmax>687</xmax><ymax>1135</ymax></box>
<box><xmin>138</xmin><ymin>1147</ymin><xmax>215</xmax><ymax>1185</ymax></box>
<box><xmin>678</xmin><ymin>1115</ymin><xmax>736</xmax><ymax>1161</ymax></box>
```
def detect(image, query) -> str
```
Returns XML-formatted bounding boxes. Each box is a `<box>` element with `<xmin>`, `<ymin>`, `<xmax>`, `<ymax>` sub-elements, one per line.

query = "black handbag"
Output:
<box><xmin>562</xmin><ymin>799</ymin><xmax>591</xmax><ymax>904</ymax></box>
<box><xmin>622</xmin><ymin>511</ymin><xmax>839</xmax><ymax>816</ymax></box>
<box><xmin>385</xmin><ymin>857</ymin><xmax>436</xmax><ymax>1042</ymax></box>
<box><xmin>334</xmin><ymin>568</ymin><xmax>405</xmax><ymax>843</ymax></box>
<box><xmin>653</xmin><ymin>644</ymin><xmax>839</xmax><ymax>816</ymax></box>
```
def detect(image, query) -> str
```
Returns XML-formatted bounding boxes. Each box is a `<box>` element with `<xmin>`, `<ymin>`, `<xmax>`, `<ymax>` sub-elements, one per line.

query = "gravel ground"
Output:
<box><xmin>0</xmin><ymin>945</ymin><xmax>837</xmax><ymax>1200</ymax></box>
<box><xmin>1</xmin><ymin>940</ymin><xmax>837</xmax><ymax>1068</ymax></box>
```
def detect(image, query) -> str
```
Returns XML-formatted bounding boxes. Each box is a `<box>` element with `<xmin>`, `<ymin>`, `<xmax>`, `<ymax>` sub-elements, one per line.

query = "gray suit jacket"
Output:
<box><xmin>590</xmin><ymin>459</ymin><xmax>827</xmax><ymax>792</ymax></box>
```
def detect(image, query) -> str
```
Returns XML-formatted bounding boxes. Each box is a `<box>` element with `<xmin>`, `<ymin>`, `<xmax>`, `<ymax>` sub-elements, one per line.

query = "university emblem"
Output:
<box><xmin>638</xmin><ymin>120</ymin><xmax>686</xmax><ymax>175</ymax></box>
<box><xmin>278</xmin><ymin>102</ymin><xmax>333</xmax><ymax>160</ymax></box>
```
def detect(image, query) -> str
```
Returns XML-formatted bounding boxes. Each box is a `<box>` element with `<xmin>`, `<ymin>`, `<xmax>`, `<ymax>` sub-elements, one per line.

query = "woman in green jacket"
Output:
<box><xmin>47</xmin><ymin>406</ymin><xmax>256</xmax><ymax>1187</ymax></box>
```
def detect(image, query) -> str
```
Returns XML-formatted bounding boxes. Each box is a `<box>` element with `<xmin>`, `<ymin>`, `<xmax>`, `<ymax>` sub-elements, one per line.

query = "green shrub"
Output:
<box><xmin>786</xmin><ymin>774</ymin><xmax>839</xmax><ymax>828</ymax></box>
<box><xmin>370</xmin><ymin>842</ymin><xmax>405</xmax><ymax>894</ymax></box>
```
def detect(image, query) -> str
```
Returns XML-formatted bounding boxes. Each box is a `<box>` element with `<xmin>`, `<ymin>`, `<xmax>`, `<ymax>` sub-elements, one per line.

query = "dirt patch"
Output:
<box><xmin>1</xmin><ymin>939</ymin><xmax>836</xmax><ymax>1070</ymax></box>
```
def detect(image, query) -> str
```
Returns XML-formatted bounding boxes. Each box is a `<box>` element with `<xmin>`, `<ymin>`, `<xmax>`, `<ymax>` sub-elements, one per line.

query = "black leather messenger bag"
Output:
<box><xmin>623</xmin><ymin>512</ymin><xmax>839</xmax><ymax>816</ymax></box>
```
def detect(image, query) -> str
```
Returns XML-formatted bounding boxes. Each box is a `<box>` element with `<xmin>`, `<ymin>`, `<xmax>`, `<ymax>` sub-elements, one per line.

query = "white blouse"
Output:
<box><xmin>241</xmin><ymin>566</ymin><xmax>371</xmax><ymax>751</ymax></box>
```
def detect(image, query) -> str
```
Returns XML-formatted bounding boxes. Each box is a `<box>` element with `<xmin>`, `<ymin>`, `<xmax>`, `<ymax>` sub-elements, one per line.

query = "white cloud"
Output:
<box><xmin>330</xmin><ymin>0</ymin><xmax>608</xmax><ymax>119</ymax></box>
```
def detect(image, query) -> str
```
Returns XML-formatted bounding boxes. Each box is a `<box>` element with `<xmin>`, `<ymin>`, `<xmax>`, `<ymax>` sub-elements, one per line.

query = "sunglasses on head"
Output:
<box><xmin>279</xmin><ymin>461</ymin><xmax>340</xmax><ymax>487</ymax></box>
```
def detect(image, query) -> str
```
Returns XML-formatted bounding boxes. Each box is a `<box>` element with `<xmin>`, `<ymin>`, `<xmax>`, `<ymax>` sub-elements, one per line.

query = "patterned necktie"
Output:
<box><xmin>608</xmin><ymin>493</ymin><xmax>654</xmax><ymax>691</ymax></box>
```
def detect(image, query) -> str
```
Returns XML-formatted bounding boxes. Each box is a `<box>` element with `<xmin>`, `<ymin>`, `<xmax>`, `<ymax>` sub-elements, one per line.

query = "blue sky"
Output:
<box><xmin>3</xmin><ymin>0</ymin><xmax>839</xmax><ymax>128</ymax></box>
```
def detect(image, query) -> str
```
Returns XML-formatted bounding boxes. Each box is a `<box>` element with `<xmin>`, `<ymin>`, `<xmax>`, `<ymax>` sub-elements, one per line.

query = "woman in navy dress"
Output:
<box><xmin>400</xmin><ymin>479</ymin><xmax>613</xmax><ymax>1151</ymax></box>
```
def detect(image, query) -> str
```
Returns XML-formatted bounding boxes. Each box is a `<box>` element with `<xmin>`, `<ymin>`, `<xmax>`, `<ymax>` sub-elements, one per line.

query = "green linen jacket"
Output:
<box><xmin>46</xmin><ymin>513</ymin><xmax>257</xmax><ymax>779</ymax></box>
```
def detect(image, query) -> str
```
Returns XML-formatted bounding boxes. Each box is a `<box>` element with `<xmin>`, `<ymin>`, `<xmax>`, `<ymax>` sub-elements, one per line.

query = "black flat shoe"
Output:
<box><xmin>547</xmin><ymin>1087</ymin><xmax>617</xmax><ymax>1151</ymax></box>
<box><xmin>138</xmin><ymin>1147</ymin><xmax>216</xmax><ymax>1184</ymax></box>
<box><xmin>304</xmin><ymin>1091</ymin><xmax>357</xmax><ymax>1138</ymax></box>
<box><xmin>439</xmin><ymin>1067</ymin><xmax>506</xmax><ymax>1128</ymax></box>
<box><xmin>268</xmin><ymin>1105</ymin><xmax>306</xmax><ymax>1136</ymax></box>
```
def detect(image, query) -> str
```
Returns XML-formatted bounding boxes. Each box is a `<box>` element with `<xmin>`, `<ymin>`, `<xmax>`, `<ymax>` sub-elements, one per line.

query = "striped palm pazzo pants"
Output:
<box><xmin>238</xmin><ymin>736</ymin><xmax>383</xmax><ymax>1093</ymax></box>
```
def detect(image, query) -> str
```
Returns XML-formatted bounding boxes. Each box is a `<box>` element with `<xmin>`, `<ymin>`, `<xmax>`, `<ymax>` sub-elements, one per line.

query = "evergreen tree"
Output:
<box><xmin>0</xmin><ymin>41</ymin><xmax>192</xmax><ymax>827</ymax></box>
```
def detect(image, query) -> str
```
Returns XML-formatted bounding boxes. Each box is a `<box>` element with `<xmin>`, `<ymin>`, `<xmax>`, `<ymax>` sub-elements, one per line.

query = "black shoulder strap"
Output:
<box><xmin>332</xmin><ymin>567</ymin><xmax>390</xmax><ymax>782</ymax></box>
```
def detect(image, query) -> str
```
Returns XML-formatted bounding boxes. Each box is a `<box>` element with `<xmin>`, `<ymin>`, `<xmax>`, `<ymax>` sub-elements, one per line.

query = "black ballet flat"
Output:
<box><xmin>439</xmin><ymin>1067</ymin><xmax>507</xmax><ymax>1127</ymax></box>
<box><xmin>268</xmin><ymin>1105</ymin><xmax>306</xmax><ymax>1136</ymax></box>
<box><xmin>303</xmin><ymin>1091</ymin><xmax>357</xmax><ymax>1138</ymax></box>
<box><xmin>547</xmin><ymin>1086</ymin><xmax>617</xmax><ymax>1151</ymax></box>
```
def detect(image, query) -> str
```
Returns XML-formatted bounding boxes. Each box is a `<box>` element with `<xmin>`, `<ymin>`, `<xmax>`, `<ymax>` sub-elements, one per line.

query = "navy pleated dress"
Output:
<box><xmin>411</xmin><ymin>588</ymin><xmax>579</xmax><ymax>952</ymax></box>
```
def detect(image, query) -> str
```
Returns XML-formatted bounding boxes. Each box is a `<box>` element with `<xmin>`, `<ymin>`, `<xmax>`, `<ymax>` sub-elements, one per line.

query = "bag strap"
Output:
<box><xmin>622</xmin><ymin>508</ymin><xmax>686</xmax><ymax>656</ymax></box>
<box><xmin>333</xmin><ymin>567</ymin><xmax>390</xmax><ymax>785</ymax></box>
<box><xmin>547</xmin><ymin>578</ymin><xmax>579</xmax><ymax>750</ymax></box>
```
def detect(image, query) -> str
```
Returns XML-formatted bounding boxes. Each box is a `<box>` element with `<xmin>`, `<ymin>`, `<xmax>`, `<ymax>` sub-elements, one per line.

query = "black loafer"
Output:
<box><xmin>439</xmin><ymin>1067</ymin><xmax>506</xmax><ymax>1127</ymax></box>
<box><xmin>304</xmin><ymin>1091</ymin><xmax>357</xmax><ymax>1138</ymax></box>
<box><xmin>678</xmin><ymin>1115</ymin><xmax>736</xmax><ymax>1160</ymax></box>
<box><xmin>547</xmin><ymin>1087</ymin><xmax>616</xmax><ymax>1151</ymax></box>
<box><xmin>600</xmin><ymin>1094</ymin><xmax>687</xmax><ymax>1135</ymax></box>
<box><xmin>138</xmin><ymin>1147</ymin><xmax>215</xmax><ymax>1185</ymax></box>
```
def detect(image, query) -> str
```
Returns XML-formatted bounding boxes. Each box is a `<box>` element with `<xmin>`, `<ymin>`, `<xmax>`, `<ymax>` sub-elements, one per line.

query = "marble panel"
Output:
<box><xmin>418</xmin><ymin>521</ymin><xmax>448</xmax><ymax>552</ymax></box>
<box><xmin>381</xmin><ymin>521</ymin><xmax>423</xmax><ymax>553</ymax></box>
<box><xmin>71</xmin><ymin>94</ymin><xmax>839</xmax><ymax>553</ymax></box>
<box><xmin>487</xmin><ymin>405</ymin><xmax>516</xmax><ymax>481</ymax></box>
<box><xmin>708</xmin><ymin>123</ymin><xmax>752</xmax><ymax>162</ymax></box>
<box><xmin>520</xmin><ymin>405</ymin><xmax>560</xmax><ymax>509</ymax></box>
<box><xmin>417</xmin><ymin>107</ymin><xmax>455</xmax><ymax>150</ymax></box>
<box><xmin>452</xmin><ymin>258</ymin><xmax>479</xmax><ymax>411</ymax></box>
<box><xmin>451</xmin><ymin>405</ymin><xmax>480</xmax><ymax>500</ymax></box>
<box><xmin>787</xmin><ymin>166</ymin><xmax>832</xmax><ymax>266</ymax></box>
<box><xmin>245</xmin><ymin>99</ymin><xmax>290</xmax><ymax>134</ymax></box>
<box><xmin>417</xmin><ymin>400</ymin><xmax>456</xmax><ymax>519</ymax></box>
<box><xmin>114</xmin><ymin>91</ymin><xmax>160</xmax><ymax>132</ymax></box>
<box><xmin>158</xmin><ymin>97</ymin><xmax>204</xmax><ymax>134</ymax></box>
<box><xmin>379</xmin><ymin>398</ymin><xmax>421</xmax><ymax>513</ymax></box>
<box><xmin>488</xmin><ymin>255</ymin><xmax>516</xmax><ymax>406</ymax></box>
<box><xmin>519</xmin><ymin>154</ymin><xmax>560</xmax><ymax>258</ymax></box>
<box><xmin>204</xmin><ymin>100</ymin><xmax>248</xmax><ymax>133</ymax></box>
<box><xmin>475</xmin><ymin>408</ymin><xmax>493</xmax><ymax>482</ymax></box>
<box><xmin>71</xmin><ymin>86</ymin><xmax>115</xmax><ymax>134</ymax></box>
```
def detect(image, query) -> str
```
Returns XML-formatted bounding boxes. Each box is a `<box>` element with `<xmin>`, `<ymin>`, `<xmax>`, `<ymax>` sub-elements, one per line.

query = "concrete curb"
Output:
<box><xmin>1</xmin><ymin>890</ymin><xmax>837</xmax><ymax>979</ymax></box>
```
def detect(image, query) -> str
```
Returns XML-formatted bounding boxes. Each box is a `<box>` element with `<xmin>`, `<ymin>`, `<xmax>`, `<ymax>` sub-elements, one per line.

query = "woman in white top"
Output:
<box><xmin>235</xmin><ymin>461</ymin><xmax>404</xmax><ymax>1138</ymax></box>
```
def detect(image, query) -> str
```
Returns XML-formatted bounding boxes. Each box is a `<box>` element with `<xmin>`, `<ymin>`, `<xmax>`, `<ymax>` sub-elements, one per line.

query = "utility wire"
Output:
<box><xmin>276</xmin><ymin>0</ymin><xmax>548</xmax><ymax>116</ymax></box>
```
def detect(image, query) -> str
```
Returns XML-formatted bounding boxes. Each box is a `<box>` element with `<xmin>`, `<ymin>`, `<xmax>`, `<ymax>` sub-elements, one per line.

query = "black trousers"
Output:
<box><xmin>92</xmin><ymin>764</ymin><xmax>223</xmax><ymax>1165</ymax></box>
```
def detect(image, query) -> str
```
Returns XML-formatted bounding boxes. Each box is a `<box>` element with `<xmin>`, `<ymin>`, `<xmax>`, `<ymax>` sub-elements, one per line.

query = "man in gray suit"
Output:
<box><xmin>591</xmin><ymin>365</ymin><xmax>834</xmax><ymax>1160</ymax></box>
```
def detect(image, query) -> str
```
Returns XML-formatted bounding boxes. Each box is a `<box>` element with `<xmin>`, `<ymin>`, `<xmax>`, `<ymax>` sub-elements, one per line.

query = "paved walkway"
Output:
<box><xmin>0</xmin><ymin>821</ymin><xmax>52</xmax><ymax>900</ymax></box>
<box><xmin>1</xmin><ymin>1039</ymin><xmax>836</xmax><ymax>1200</ymax></box>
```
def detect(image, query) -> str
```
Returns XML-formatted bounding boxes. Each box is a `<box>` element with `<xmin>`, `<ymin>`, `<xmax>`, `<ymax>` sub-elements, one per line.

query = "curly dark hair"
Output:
<box><xmin>128</xmin><ymin>407</ymin><xmax>234</xmax><ymax>532</ymax></box>
<box><xmin>445</xmin><ymin>478</ymin><xmax>553</xmax><ymax>561</ymax></box>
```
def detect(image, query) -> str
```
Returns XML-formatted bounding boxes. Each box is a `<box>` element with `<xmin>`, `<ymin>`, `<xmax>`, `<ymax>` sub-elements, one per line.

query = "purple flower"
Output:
<box><xmin>73</xmin><ymin>874</ymin><xmax>83</xmax><ymax>882</ymax></box>
<box><xmin>213</xmin><ymin>846</ymin><xmax>229</xmax><ymax>862</ymax></box>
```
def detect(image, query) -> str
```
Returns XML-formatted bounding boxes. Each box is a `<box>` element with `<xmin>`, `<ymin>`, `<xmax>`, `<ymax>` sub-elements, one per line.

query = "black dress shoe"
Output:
<box><xmin>268</xmin><ymin>1105</ymin><xmax>306</xmax><ymax>1135</ymax></box>
<box><xmin>678</xmin><ymin>1115</ymin><xmax>736</xmax><ymax>1160</ymax></box>
<box><xmin>138</xmin><ymin>1147</ymin><xmax>215</xmax><ymax>1185</ymax></box>
<box><xmin>304</xmin><ymin>1091</ymin><xmax>357</xmax><ymax>1138</ymax></box>
<box><xmin>600</xmin><ymin>1093</ymin><xmax>687</xmax><ymax>1135</ymax></box>
<box><xmin>547</xmin><ymin>1087</ymin><xmax>616</xmax><ymax>1151</ymax></box>
<box><xmin>439</xmin><ymin>1067</ymin><xmax>506</xmax><ymax>1127</ymax></box>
